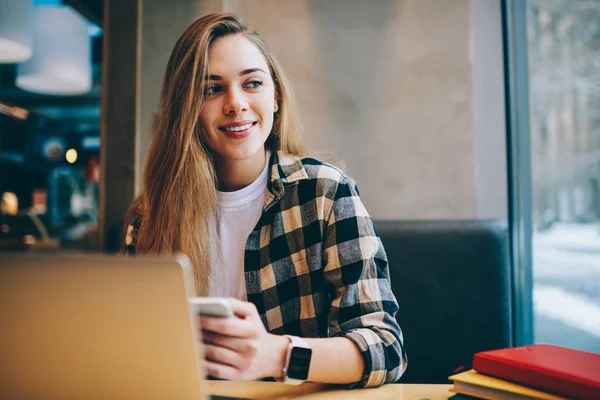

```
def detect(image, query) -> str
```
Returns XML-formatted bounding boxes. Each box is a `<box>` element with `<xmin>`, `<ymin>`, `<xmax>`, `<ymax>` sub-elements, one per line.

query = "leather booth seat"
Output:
<box><xmin>373</xmin><ymin>220</ymin><xmax>513</xmax><ymax>383</ymax></box>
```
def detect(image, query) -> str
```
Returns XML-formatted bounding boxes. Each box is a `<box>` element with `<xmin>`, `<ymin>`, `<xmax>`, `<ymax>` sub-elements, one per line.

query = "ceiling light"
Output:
<box><xmin>0</xmin><ymin>0</ymin><xmax>33</xmax><ymax>63</ymax></box>
<box><xmin>16</xmin><ymin>5</ymin><xmax>91</xmax><ymax>95</ymax></box>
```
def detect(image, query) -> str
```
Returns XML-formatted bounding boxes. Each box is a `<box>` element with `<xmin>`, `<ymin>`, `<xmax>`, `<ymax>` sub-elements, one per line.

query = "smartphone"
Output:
<box><xmin>189</xmin><ymin>297</ymin><xmax>234</xmax><ymax>318</ymax></box>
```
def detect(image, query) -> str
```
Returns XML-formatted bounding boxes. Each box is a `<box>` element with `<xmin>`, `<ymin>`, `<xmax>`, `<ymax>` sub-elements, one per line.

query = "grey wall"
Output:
<box><xmin>471</xmin><ymin>0</ymin><xmax>508</xmax><ymax>220</ymax></box>
<box><xmin>138</xmin><ymin>0</ymin><xmax>507</xmax><ymax>220</ymax></box>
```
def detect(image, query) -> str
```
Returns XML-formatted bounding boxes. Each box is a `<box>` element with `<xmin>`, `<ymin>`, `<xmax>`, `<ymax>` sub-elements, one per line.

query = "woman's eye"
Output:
<box><xmin>203</xmin><ymin>85</ymin><xmax>221</xmax><ymax>96</ymax></box>
<box><xmin>246</xmin><ymin>80</ymin><xmax>263</xmax><ymax>89</ymax></box>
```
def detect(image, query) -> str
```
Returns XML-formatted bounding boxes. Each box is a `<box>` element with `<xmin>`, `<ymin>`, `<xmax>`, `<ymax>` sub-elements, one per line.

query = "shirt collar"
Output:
<box><xmin>265</xmin><ymin>150</ymin><xmax>309</xmax><ymax>210</ymax></box>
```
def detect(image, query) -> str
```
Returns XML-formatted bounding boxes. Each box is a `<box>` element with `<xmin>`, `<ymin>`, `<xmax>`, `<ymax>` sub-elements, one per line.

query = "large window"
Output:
<box><xmin>509</xmin><ymin>0</ymin><xmax>600</xmax><ymax>352</ymax></box>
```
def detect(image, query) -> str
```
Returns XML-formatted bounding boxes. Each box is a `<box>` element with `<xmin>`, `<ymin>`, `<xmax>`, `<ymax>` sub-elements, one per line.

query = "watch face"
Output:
<box><xmin>288</xmin><ymin>346</ymin><xmax>312</xmax><ymax>380</ymax></box>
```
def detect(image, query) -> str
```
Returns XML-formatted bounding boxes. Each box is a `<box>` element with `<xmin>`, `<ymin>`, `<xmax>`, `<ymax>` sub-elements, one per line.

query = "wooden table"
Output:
<box><xmin>207</xmin><ymin>381</ymin><xmax>454</xmax><ymax>399</ymax></box>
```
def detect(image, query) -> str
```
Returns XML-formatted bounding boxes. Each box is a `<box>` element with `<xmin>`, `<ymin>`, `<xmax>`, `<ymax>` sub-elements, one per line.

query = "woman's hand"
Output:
<box><xmin>198</xmin><ymin>298</ymin><xmax>289</xmax><ymax>381</ymax></box>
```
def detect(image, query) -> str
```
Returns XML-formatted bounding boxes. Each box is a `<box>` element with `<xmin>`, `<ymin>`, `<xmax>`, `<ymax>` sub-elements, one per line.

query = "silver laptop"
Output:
<box><xmin>0</xmin><ymin>253</ymin><xmax>214</xmax><ymax>400</ymax></box>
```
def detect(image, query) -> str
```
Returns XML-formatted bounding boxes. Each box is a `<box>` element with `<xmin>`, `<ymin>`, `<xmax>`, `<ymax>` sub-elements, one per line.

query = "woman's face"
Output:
<box><xmin>199</xmin><ymin>34</ymin><xmax>277</xmax><ymax>163</ymax></box>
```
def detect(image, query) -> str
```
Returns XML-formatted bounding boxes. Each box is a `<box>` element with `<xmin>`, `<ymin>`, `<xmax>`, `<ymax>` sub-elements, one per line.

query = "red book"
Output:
<box><xmin>473</xmin><ymin>344</ymin><xmax>600</xmax><ymax>400</ymax></box>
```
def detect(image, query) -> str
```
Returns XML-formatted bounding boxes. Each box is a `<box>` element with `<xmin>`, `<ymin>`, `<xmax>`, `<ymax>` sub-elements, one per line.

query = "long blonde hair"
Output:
<box><xmin>125</xmin><ymin>13</ymin><xmax>307</xmax><ymax>295</ymax></box>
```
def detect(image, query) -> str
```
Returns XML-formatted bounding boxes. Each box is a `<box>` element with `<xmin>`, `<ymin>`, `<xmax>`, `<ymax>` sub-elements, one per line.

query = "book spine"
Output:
<box><xmin>472</xmin><ymin>355</ymin><xmax>599</xmax><ymax>400</ymax></box>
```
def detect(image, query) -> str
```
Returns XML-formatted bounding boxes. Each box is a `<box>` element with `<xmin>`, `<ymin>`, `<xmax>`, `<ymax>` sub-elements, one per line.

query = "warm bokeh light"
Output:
<box><xmin>66</xmin><ymin>148</ymin><xmax>78</xmax><ymax>164</ymax></box>
<box><xmin>1</xmin><ymin>192</ymin><xmax>18</xmax><ymax>215</ymax></box>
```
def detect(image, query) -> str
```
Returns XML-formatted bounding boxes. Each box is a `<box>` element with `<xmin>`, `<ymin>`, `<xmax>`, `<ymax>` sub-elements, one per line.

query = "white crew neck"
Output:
<box><xmin>217</xmin><ymin>151</ymin><xmax>271</xmax><ymax>209</ymax></box>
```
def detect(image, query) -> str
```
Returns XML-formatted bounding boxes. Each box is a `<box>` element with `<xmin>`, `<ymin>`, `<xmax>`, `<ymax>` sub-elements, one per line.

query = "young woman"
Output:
<box><xmin>124</xmin><ymin>13</ymin><xmax>406</xmax><ymax>388</ymax></box>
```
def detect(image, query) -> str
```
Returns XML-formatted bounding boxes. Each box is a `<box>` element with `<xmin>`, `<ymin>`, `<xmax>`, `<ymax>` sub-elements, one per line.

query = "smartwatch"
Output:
<box><xmin>278</xmin><ymin>335</ymin><xmax>312</xmax><ymax>385</ymax></box>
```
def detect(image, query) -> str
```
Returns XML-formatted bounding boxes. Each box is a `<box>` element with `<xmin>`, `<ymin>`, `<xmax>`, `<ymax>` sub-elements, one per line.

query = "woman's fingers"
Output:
<box><xmin>226</xmin><ymin>298</ymin><xmax>259</xmax><ymax>319</ymax></box>
<box><xmin>203</xmin><ymin>343</ymin><xmax>248</xmax><ymax>370</ymax></box>
<box><xmin>199</xmin><ymin>315</ymin><xmax>259</xmax><ymax>338</ymax></box>
<box><xmin>196</xmin><ymin>300</ymin><xmax>269</xmax><ymax>381</ymax></box>
<box><xmin>203</xmin><ymin>330</ymin><xmax>260</xmax><ymax>356</ymax></box>
<box><xmin>204</xmin><ymin>359</ymin><xmax>241</xmax><ymax>381</ymax></box>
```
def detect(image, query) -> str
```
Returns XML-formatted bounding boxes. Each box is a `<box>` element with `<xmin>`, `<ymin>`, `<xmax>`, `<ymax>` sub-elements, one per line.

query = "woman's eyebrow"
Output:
<box><xmin>240</xmin><ymin>67</ymin><xmax>267</xmax><ymax>76</ymax></box>
<box><xmin>205</xmin><ymin>67</ymin><xmax>267</xmax><ymax>81</ymax></box>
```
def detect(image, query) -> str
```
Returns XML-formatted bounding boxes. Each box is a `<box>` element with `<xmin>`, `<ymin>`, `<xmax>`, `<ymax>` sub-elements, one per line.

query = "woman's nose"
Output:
<box><xmin>222</xmin><ymin>88</ymin><xmax>249</xmax><ymax>115</ymax></box>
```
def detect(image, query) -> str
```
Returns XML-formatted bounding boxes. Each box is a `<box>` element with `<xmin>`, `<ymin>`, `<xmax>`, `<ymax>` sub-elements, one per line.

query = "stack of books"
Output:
<box><xmin>448</xmin><ymin>344</ymin><xmax>600</xmax><ymax>400</ymax></box>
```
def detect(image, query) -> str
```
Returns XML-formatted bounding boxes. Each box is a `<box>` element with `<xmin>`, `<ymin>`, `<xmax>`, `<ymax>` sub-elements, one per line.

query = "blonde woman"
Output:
<box><xmin>125</xmin><ymin>13</ymin><xmax>406</xmax><ymax>388</ymax></box>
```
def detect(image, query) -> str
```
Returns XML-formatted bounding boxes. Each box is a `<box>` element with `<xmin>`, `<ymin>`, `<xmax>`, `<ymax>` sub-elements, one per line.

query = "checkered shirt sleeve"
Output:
<box><xmin>323</xmin><ymin>177</ymin><xmax>407</xmax><ymax>388</ymax></box>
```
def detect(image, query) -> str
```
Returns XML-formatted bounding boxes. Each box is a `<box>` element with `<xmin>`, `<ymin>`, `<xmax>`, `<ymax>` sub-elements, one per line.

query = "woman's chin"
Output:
<box><xmin>218</xmin><ymin>145</ymin><xmax>266</xmax><ymax>163</ymax></box>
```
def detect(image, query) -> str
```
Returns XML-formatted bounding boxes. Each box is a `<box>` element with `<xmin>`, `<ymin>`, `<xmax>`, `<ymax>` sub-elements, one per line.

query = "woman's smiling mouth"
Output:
<box><xmin>219</xmin><ymin>121</ymin><xmax>257</xmax><ymax>138</ymax></box>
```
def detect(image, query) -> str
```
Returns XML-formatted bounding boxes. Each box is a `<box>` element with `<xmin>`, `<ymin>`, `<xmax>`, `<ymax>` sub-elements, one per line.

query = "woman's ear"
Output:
<box><xmin>274</xmin><ymin>102</ymin><xmax>279</xmax><ymax>113</ymax></box>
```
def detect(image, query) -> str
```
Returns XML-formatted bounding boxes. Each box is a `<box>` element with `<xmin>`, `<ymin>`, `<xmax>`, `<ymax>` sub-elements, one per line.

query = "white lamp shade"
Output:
<box><xmin>0</xmin><ymin>0</ymin><xmax>33</xmax><ymax>63</ymax></box>
<box><xmin>16</xmin><ymin>5</ymin><xmax>91</xmax><ymax>95</ymax></box>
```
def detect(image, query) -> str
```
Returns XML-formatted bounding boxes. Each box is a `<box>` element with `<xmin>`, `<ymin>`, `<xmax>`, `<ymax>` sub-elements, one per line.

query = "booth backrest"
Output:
<box><xmin>373</xmin><ymin>220</ymin><xmax>513</xmax><ymax>383</ymax></box>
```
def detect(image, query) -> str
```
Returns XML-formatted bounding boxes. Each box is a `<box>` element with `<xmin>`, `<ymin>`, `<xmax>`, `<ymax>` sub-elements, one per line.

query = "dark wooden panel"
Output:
<box><xmin>99</xmin><ymin>0</ymin><xmax>139</xmax><ymax>250</ymax></box>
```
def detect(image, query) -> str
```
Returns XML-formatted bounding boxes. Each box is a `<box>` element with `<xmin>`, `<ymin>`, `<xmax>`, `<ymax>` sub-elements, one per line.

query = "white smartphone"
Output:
<box><xmin>188</xmin><ymin>297</ymin><xmax>234</xmax><ymax>318</ymax></box>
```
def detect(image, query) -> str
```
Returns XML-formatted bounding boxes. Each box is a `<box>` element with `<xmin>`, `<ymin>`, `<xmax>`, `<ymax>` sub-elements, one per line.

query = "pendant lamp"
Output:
<box><xmin>0</xmin><ymin>0</ymin><xmax>33</xmax><ymax>63</ymax></box>
<box><xmin>16</xmin><ymin>5</ymin><xmax>91</xmax><ymax>95</ymax></box>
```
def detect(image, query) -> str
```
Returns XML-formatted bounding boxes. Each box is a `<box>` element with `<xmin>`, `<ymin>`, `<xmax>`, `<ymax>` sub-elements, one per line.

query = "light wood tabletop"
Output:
<box><xmin>206</xmin><ymin>381</ymin><xmax>454</xmax><ymax>399</ymax></box>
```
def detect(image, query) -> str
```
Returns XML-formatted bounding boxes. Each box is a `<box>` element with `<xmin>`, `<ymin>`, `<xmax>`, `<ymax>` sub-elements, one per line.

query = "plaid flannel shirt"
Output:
<box><xmin>127</xmin><ymin>151</ymin><xmax>407</xmax><ymax>388</ymax></box>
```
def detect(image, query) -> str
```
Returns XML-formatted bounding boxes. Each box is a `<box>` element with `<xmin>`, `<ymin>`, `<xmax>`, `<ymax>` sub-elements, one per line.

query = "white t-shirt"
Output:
<box><xmin>216</xmin><ymin>153</ymin><xmax>270</xmax><ymax>300</ymax></box>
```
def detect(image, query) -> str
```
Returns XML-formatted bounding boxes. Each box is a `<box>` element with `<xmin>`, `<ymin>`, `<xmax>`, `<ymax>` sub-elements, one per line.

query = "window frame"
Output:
<box><xmin>502</xmin><ymin>0</ymin><xmax>535</xmax><ymax>346</ymax></box>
